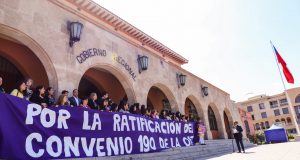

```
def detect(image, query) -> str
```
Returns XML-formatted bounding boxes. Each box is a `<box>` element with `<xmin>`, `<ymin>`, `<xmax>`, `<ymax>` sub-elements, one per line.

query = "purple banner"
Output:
<box><xmin>0</xmin><ymin>94</ymin><xmax>195</xmax><ymax>159</ymax></box>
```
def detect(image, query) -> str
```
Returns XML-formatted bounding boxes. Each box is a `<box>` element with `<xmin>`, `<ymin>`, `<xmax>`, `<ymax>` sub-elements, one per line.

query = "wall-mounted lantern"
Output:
<box><xmin>68</xmin><ymin>21</ymin><xmax>83</xmax><ymax>47</ymax></box>
<box><xmin>201</xmin><ymin>85</ymin><xmax>209</xmax><ymax>97</ymax></box>
<box><xmin>137</xmin><ymin>55</ymin><xmax>148</xmax><ymax>73</ymax></box>
<box><xmin>177</xmin><ymin>73</ymin><xmax>186</xmax><ymax>88</ymax></box>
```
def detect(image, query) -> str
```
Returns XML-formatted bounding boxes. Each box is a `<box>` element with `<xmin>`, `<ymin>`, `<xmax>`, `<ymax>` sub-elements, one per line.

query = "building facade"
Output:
<box><xmin>238</xmin><ymin>108</ymin><xmax>255</xmax><ymax>137</ymax></box>
<box><xmin>0</xmin><ymin>0</ymin><xmax>241</xmax><ymax>139</ymax></box>
<box><xmin>237</xmin><ymin>87</ymin><xmax>300</xmax><ymax>134</ymax></box>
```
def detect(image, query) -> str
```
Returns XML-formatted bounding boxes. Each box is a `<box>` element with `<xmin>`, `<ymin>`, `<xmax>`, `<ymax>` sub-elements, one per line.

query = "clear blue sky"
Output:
<box><xmin>95</xmin><ymin>0</ymin><xmax>300</xmax><ymax>101</ymax></box>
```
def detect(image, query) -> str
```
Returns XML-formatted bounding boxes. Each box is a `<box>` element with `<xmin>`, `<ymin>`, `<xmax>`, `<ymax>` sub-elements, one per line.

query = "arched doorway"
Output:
<box><xmin>260</xmin><ymin>122</ymin><xmax>265</xmax><ymax>129</ymax></box>
<box><xmin>78</xmin><ymin>67</ymin><xmax>132</xmax><ymax>105</ymax></box>
<box><xmin>287</xmin><ymin>117</ymin><xmax>292</xmax><ymax>124</ymax></box>
<box><xmin>223</xmin><ymin>111</ymin><xmax>233</xmax><ymax>139</ymax></box>
<box><xmin>0</xmin><ymin>25</ymin><xmax>58</xmax><ymax>92</ymax></box>
<box><xmin>244</xmin><ymin>120</ymin><xmax>250</xmax><ymax>133</ymax></box>
<box><xmin>208</xmin><ymin>106</ymin><xmax>219</xmax><ymax>139</ymax></box>
<box><xmin>146</xmin><ymin>84</ymin><xmax>177</xmax><ymax>113</ymax></box>
<box><xmin>184</xmin><ymin>98</ymin><xmax>199</xmax><ymax>121</ymax></box>
<box><xmin>265</xmin><ymin>121</ymin><xmax>270</xmax><ymax>129</ymax></box>
<box><xmin>0</xmin><ymin>36</ymin><xmax>50</xmax><ymax>92</ymax></box>
<box><xmin>147</xmin><ymin>86</ymin><xmax>171</xmax><ymax>112</ymax></box>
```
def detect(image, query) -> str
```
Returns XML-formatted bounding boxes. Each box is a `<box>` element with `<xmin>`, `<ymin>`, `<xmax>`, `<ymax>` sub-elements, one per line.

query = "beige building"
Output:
<box><xmin>237</xmin><ymin>87</ymin><xmax>300</xmax><ymax>134</ymax></box>
<box><xmin>0</xmin><ymin>0</ymin><xmax>243</xmax><ymax>140</ymax></box>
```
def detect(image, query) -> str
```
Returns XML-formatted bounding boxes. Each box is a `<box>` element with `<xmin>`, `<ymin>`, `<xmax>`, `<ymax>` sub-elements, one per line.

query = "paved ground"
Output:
<box><xmin>207</xmin><ymin>141</ymin><xmax>300</xmax><ymax>160</ymax></box>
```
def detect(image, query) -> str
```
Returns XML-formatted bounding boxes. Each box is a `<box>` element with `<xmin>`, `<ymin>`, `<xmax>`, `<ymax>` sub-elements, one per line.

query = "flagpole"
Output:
<box><xmin>270</xmin><ymin>41</ymin><xmax>300</xmax><ymax>135</ymax></box>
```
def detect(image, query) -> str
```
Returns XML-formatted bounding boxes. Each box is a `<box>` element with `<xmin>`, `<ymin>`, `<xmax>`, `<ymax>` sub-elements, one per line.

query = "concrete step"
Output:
<box><xmin>77</xmin><ymin>139</ymin><xmax>256</xmax><ymax>160</ymax></box>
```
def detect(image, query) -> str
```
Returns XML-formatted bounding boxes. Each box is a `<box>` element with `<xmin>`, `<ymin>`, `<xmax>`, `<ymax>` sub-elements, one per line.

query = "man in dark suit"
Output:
<box><xmin>68</xmin><ymin>89</ymin><xmax>82</xmax><ymax>106</ymax></box>
<box><xmin>233</xmin><ymin>121</ymin><xmax>245</xmax><ymax>153</ymax></box>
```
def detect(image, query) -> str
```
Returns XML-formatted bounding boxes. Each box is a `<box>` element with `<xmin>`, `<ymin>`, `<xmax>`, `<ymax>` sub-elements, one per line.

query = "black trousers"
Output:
<box><xmin>235</xmin><ymin>138</ymin><xmax>245</xmax><ymax>152</ymax></box>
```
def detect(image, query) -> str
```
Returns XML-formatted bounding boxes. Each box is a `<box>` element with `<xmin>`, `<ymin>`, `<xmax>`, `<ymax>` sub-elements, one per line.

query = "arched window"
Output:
<box><xmin>244</xmin><ymin>120</ymin><xmax>250</xmax><ymax>133</ymax></box>
<box><xmin>281</xmin><ymin>118</ymin><xmax>286</xmax><ymax>124</ymax></box>
<box><xmin>265</xmin><ymin>121</ymin><xmax>270</xmax><ymax>128</ymax></box>
<box><xmin>208</xmin><ymin>106</ymin><xmax>218</xmax><ymax>130</ymax></box>
<box><xmin>295</xmin><ymin>94</ymin><xmax>300</xmax><ymax>104</ymax></box>
<box><xmin>255</xmin><ymin>123</ymin><xmax>260</xmax><ymax>130</ymax></box>
<box><xmin>287</xmin><ymin>117</ymin><xmax>292</xmax><ymax>124</ymax></box>
<box><xmin>260</xmin><ymin>122</ymin><xmax>265</xmax><ymax>129</ymax></box>
<box><xmin>185</xmin><ymin>98</ymin><xmax>198</xmax><ymax>120</ymax></box>
<box><xmin>275</xmin><ymin>119</ymin><xmax>280</xmax><ymax>122</ymax></box>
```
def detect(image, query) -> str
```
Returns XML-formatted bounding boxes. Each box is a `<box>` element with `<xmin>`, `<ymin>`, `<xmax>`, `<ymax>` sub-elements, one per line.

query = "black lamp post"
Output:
<box><xmin>137</xmin><ymin>55</ymin><xmax>149</xmax><ymax>73</ymax></box>
<box><xmin>177</xmin><ymin>73</ymin><xmax>186</xmax><ymax>87</ymax></box>
<box><xmin>201</xmin><ymin>85</ymin><xmax>209</xmax><ymax>97</ymax></box>
<box><xmin>68</xmin><ymin>22</ymin><xmax>83</xmax><ymax>47</ymax></box>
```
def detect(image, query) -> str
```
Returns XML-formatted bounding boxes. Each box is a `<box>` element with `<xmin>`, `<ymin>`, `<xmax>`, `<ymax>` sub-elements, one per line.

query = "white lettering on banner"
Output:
<box><xmin>46</xmin><ymin>135</ymin><xmax>62</xmax><ymax>157</ymax></box>
<box><xmin>170</xmin><ymin>122</ymin><xmax>175</xmax><ymax>134</ymax></box>
<box><xmin>25</xmin><ymin>104</ymin><xmax>71</xmax><ymax>129</ymax></box>
<box><xmin>159</xmin><ymin>137</ymin><xmax>165</xmax><ymax>148</ymax></box>
<box><xmin>124</xmin><ymin>137</ymin><xmax>133</xmax><ymax>154</ymax></box>
<box><xmin>183</xmin><ymin>136</ymin><xmax>193</xmax><ymax>146</ymax></box>
<box><xmin>176</xmin><ymin>123</ymin><xmax>181</xmax><ymax>134</ymax></box>
<box><xmin>104</xmin><ymin>137</ymin><xmax>133</xmax><ymax>154</ymax></box>
<box><xmin>147</xmin><ymin>120</ymin><xmax>155</xmax><ymax>132</ymax></box>
<box><xmin>158</xmin><ymin>137</ymin><xmax>170</xmax><ymax>149</ymax></box>
<box><xmin>91</xmin><ymin>113</ymin><xmax>101</xmax><ymax>130</ymax></box>
<box><xmin>96</xmin><ymin>138</ymin><xmax>105</xmax><ymax>156</ymax></box>
<box><xmin>23</xmin><ymin>104</ymin><xmax>194</xmax><ymax>158</ymax></box>
<box><xmin>136</xmin><ymin>116</ymin><xmax>141</xmax><ymax>131</ymax></box>
<box><xmin>58</xmin><ymin>109</ymin><xmax>70</xmax><ymax>129</ymax></box>
<box><xmin>161</xmin><ymin>122</ymin><xmax>166</xmax><ymax>134</ymax></box>
<box><xmin>154</xmin><ymin>121</ymin><xmax>161</xmax><ymax>133</ymax></box>
<box><xmin>106</xmin><ymin>137</ymin><xmax>119</xmax><ymax>156</ymax></box>
<box><xmin>119</xmin><ymin>137</ymin><xmax>125</xmax><ymax>155</ymax></box>
<box><xmin>25</xmin><ymin>133</ymin><xmax>44</xmax><ymax>158</ymax></box>
<box><xmin>25</xmin><ymin>133</ymin><xmax>192</xmax><ymax>158</ymax></box>
<box><xmin>128</xmin><ymin>116</ymin><xmax>136</xmax><ymax>131</ymax></box>
<box><xmin>26</xmin><ymin>104</ymin><xmax>42</xmax><ymax>125</ymax></box>
<box><xmin>113</xmin><ymin>114</ymin><xmax>121</xmax><ymax>131</ymax></box>
<box><xmin>164</xmin><ymin>138</ymin><xmax>169</xmax><ymax>148</ymax></box>
<box><xmin>81</xmin><ymin>137</ymin><xmax>95</xmax><ymax>156</ymax></box>
<box><xmin>64</xmin><ymin>137</ymin><xmax>80</xmax><ymax>157</ymax></box>
<box><xmin>112</xmin><ymin>114</ymin><xmax>183</xmax><ymax>134</ymax></box>
<box><xmin>176</xmin><ymin>138</ymin><xmax>181</xmax><ymax>147</ymax></box>
<box><xmin>121</xmin><ymin>115</ymin><xmax>130</xmax><ymax>131</ymax></box>
<box><xmin>140</xmin><ymin>118</ymin><xmax>146</xmax><ymax>131</ymax></box>
<box><xmin>82</xmin><ymin>111</ymin><xmax>91</xmax><ymax>130</ymax></box>
<box><xmin>138</xmin><ymin>135</ymin><xmax>156</xmax><ymax>152</ymax></box>
<box><xmin>184</xmin><ymin>123</ymin><xmax>193</xmax><ymax>133</ymax></box>
<box><xmin>40</xmin><ymin>108</ymin><xmax>56</xmax><ymax>128</ymax></box>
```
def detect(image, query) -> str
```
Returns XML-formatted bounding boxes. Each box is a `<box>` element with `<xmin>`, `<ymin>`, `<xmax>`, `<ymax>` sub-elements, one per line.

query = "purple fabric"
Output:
<box><xmin>0</xmin><ymin>93</ymin><xmax>195</xmax><ymax>159</ymax></box>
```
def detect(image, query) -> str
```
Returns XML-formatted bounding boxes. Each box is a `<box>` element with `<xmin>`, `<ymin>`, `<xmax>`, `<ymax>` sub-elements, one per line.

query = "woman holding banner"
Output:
<box><xmin>10</xmin><ymin>80</ymin><xmax>26</xmax><ymax>99</ymax></box>
<box><xmin>198</xmin><ymin>119</ymin><xmax>206</xmax><ymax>145</ymax></box>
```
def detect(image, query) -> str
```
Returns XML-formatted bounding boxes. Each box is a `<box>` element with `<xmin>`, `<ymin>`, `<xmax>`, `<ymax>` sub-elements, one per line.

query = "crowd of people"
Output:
<box><xmin>0</xmin><ymin>77</ymin><xmax>200</xmax><ymax>122</ymax></box>
<box><xmin>0</xmin><ymin>76</ymin><xmax>208</xmax><ymax>144</ymax></box>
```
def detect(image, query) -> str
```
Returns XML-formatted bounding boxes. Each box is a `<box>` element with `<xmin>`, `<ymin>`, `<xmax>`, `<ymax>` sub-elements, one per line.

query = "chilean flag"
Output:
<box><xmin>272</xmin><ymin>45</ymin><xmax>294</xmax><ymax>84</ymax></box>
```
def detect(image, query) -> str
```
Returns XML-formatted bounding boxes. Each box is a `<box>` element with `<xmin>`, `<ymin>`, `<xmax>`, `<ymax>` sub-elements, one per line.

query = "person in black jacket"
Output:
<box><xmin>68</xmin><ymin>89</ymin><xmax>81</xmax><ymax>106</ymax></box>
<box><xmin>29</xmin><ymin>85</ymin><xmax>47</xmax><ymax>108</ymax></box>
<box><xmin>0</xmin><ymin>77</ymin><xmax>5</xmax><ymax>93</ymax></box>
<box><xmin>233</xmin><ymin>121</ymin><xmax>245</xmax><ymax>153</ymax></box>
<box><xmin>88</xmin><ymin>92</ymin><xmax>99</xmax><ymax>110</ymax></box>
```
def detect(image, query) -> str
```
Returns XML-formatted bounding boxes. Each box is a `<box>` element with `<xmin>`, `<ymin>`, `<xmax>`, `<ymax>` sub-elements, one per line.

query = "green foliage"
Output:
<box><xmin>255</xmin><ymin>132</ymin><xmax>265</xmax><ymax>144</ymax></box>
<box><xmin>247</xmin><ymin>133</ymin><xmax>256</xmax><ymax>143</ymax></box>
<box><xmin>288</xmin><ymin>134</ymin><xmax>294</xmax><ymax>140</ymax></box>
